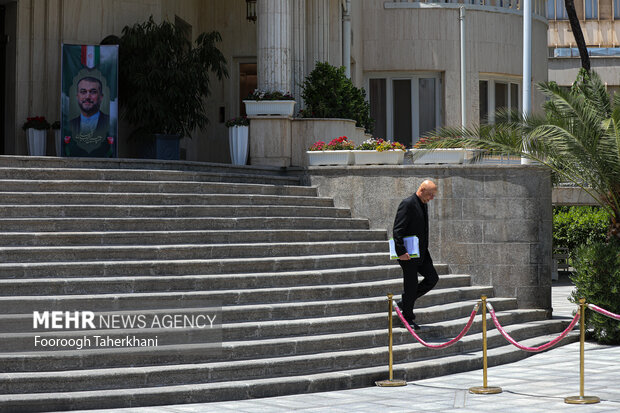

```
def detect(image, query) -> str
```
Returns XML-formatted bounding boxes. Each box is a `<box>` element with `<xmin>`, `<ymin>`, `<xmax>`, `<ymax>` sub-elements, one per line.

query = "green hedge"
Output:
<box><xmin>553</xmin><ymin>206</ymin><xmax>608</xmax><ymax>257</ymax></box>
<box><xmin>300</xmin><ymin>62</ymin><xmax>374</xmax><ymax>133</ymax></box>
<box><xmin>570</xmin><ymin>238</ymin><xmax>620</xmax><ymax>344</ymax></box>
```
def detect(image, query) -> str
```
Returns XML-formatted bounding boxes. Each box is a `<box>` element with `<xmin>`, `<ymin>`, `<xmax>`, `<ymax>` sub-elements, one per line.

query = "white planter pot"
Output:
<box><xmin>54</xmin><ymin>129</ymin><xmax>62</xmax><ymax>157</ymax></box>
<box><xmin>229</xmin><ymin>125</ymin><xmax>249</xmax><ymax>165</ymax></box>
<box><xmin>306</xmin><ymin>151</ymin><xmax>353</xmax><ymax>166</ymax></box>
<box><xmin>26</xmin><ymin>128</ymin><xmax>47</xmax><ymax>156</ymax></box>
<box><xmin>352</xmin><ymin>150</ymin><xmax>405</xmax><ymax>165</ymax></box>
<box><xmin>409</xmin><ymin>148</ymin><xmax>467</xmax><ymax>164</ymax></box>
<box><xmin>243</xmin><ymin>100</ymin><xmax>296</xmax><ymax>117</ymax></box>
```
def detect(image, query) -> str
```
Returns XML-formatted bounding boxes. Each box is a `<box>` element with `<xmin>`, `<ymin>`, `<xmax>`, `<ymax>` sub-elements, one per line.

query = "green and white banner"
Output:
<box><xmin>61</xmin><ymin>44</ymin><xmax>118</xmax><ymax>157</ymax></box>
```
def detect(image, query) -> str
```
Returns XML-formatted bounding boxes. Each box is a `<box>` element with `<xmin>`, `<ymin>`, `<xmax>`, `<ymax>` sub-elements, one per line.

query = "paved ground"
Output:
<box><xmin>73</xmin><ymin>274</ymin><xmax>620</xmax><ymax>413</ymax></box>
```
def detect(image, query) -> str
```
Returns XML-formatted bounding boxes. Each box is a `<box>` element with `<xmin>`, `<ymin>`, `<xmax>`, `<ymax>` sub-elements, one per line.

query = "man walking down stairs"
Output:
<box><xmin>0</xmin><ymin>157</ymin><xmax>577</xmax><ymax>412</ymax></box>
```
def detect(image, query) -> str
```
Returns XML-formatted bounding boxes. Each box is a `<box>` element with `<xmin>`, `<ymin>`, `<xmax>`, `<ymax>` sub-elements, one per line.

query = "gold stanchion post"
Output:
<box><xmin>376</xmin><ymin>293</ymin><xmax>407</xmax><ymax>387</ymax></box>
<box><xmin>564</xmin><ymin>298</ymin><xmax>600</xmax><ymax>404</ymax></box>
<box><xmin>469</xmin><ymin>295</ymin><xmax>502</xmax><ymax>394</ymax></box>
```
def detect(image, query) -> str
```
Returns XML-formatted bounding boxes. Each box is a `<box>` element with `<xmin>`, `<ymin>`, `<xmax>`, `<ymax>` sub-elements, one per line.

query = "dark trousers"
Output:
<box><xmin>398</xmin><ymin>255</ymin><xmax>439</xmax><ymax>316</ymax></box>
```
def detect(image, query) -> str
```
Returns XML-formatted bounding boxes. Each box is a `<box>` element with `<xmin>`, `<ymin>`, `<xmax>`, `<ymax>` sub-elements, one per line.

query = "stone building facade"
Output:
<box><xmin>548</xmin><ymin>0</ymin><xmax>620</xmax><ymax>94</ymax></box>
<box><xmin>2</xmin><ymin>0</ymin><xmax>548</xmax><ymax>165</ymax></box>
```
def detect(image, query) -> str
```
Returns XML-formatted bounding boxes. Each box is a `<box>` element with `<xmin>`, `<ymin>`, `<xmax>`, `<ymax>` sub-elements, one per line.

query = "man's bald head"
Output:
<box><xmin>416</xmin><ymin>180</ymin><xmax>438</xmax><ymax>203</ymax></box>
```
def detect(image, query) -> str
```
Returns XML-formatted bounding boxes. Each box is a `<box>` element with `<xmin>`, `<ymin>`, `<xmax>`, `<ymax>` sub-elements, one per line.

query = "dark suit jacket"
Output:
<box><xmin>69</xmin><ymin>112</ymin><xmax>110</xmax><ymax>140</ymax></box>
<box><xmin>67</xmin><ymin>112</ymin><xmax>114</xmax><ymax>157</ymax></box>
<box><xmin>392</xmin><ymin>193</ymin><xmax>430</xmax><ymax>261</ymax></box>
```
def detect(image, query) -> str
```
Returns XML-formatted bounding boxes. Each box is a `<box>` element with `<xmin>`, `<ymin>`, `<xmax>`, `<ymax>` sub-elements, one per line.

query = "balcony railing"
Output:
<box><xmin>386</xmin><ymin>0</ymin><xmax>547</xmax><ymax>19</ymax></box>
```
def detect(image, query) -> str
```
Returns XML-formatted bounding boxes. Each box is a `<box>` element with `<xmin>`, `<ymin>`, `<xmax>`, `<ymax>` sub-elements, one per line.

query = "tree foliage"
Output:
<box><xmin>424</xmin><ymin>70</ymin><xmax>620</xmax><ymax>240</ymax></box>
<box><xmin>119</xmin><ymin>17</ymin><xmax>228</xmax><ymax>139</ymax></box>
<box><xmin>300</xmin><ymin>62</ymin><xmax>374</xmax><ymax>133</ymax></box>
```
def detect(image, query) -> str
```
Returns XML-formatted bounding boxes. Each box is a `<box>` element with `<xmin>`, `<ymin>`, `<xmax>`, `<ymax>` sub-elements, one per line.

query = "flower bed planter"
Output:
<box><xmin>26</xmin><ymin>128</ymin><xmax>47</xmax><ymax>156</ymax></box>
<box><xmin>244</xmin><ymin>100</ymin><xmax>296</xmax><ymax>117</ymax></box>
<box><xmin>409</xmin><ymin>148</ymin><xmax>467</xmax><ymax>164</ymax></box>
<box><xmin>306</xmin><ymin>151</ymin><xmax>353</xmax><ymax>166</ymax></box>
<box><xmin>352</xmin><ymin>150</ymin><xmax>405</xmax><ymax>165</ymax></box>
<box><xmin>229</xmin><ymin>125</ymin><xmax>249</xmax><ymax>165</ymax></box>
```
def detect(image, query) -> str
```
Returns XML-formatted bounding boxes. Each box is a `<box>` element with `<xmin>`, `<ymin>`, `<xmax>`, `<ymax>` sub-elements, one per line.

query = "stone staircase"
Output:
<box><xmin>0</xmin><ymin>156</ymin><xmax>577</xmax><ymax>412</ymax></box>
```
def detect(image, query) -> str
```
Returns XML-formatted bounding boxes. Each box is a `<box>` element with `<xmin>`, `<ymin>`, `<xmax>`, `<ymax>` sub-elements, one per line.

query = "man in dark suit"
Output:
<box><xmin>66</xmin><ymin>76</ymin><xmax>114</xmax><ymax>157</ymax></box>
<box><xmin>393</xmin><ymin>180</ymin><xmax>439</xmax><ymax>330</ymax></box>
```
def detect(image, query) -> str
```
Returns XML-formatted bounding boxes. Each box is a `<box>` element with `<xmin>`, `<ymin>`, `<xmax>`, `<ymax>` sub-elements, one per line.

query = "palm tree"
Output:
<box><xmin>564</xmin><ymin>0</ymin><xmax>590</xmax><ymax>72</ymax></box>
<box><xmin>422</xmin><ymin>70</ymin><xmax>620</xmax><ymax>240</ymax></box>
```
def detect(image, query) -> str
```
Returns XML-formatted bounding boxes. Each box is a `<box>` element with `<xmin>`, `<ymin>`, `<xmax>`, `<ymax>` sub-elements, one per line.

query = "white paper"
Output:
<box><xmin>389</xmin><ymin>236</ymin><xmax>420</xmax><ymax>259</ymax></box>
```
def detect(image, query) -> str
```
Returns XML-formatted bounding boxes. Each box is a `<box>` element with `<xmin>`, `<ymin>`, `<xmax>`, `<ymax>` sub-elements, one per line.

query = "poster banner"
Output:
<box><xmin>61</xmin><ymin>44</ymin><xmax>118</xmax><ymax>157</ymax></box>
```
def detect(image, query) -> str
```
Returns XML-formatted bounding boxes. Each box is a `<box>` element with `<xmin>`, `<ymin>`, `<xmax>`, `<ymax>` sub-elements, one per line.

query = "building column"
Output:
<box><xmin>257</xmin><ymin>0</ymin><xmax>292</xmax><ymax>93</ymax></box>
<box><xmin>292</xmin><ymin>0</ymin><xmax>306</xmax><ymax>110</ymax></box>
<box><xmin>306</xmin><ymin>0</ymin><xmax>329</xmax><ymax>73</ymax></box>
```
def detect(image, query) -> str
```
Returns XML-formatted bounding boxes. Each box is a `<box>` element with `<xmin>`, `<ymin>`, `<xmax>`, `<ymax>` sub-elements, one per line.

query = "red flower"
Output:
<box><xmin>64</xmin><ymin>136</ymin><xmax>71</xmax><ymax>144</ymax></box>
<box><xmin>107</xmin><ymin>137</ymin><xmax>114</xmax><ymax>145</ymax></box>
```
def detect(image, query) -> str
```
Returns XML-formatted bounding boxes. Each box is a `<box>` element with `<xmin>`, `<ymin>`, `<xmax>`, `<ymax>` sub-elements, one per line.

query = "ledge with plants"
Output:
<box><xmin>307</xmin><ymin>136</ymin><xmax>355</xmax><ymax>166</ymax></box>
<box><xmin>22</xmin><ymin>116</ymin><xmax>51</xmax><ymax>156</ymax></box>
<box><xmin>352</xmin><ymin>138</ymin><xmax>406</xmax><ymax>165</ymax></box>
<box><xmin>409</xmin><ymin>136</ymin><xmax>471</xmax><ymax>164</ymax></box>
<box><xmin>225</xmin><ymin>116</ymin><xmax>250</xmax><ymax>165</ymax></box>
<box><xmin>243</xmin><ymin>89</ymin><xmax>296</xmax><ymax>117</ymax></box>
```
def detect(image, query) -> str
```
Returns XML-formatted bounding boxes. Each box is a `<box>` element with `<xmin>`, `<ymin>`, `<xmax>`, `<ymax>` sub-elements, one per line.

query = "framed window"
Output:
<box><xmin>479</xmin><ymin>78</ymin><xmax>521</xmax><ymax>124</ymax></box>
<box><xmin>547</xmin><ymin>0</ymin><xmax>568</xmax><ymax>19</ymax></box>
<box><xmin>585</xmin><ymin>0</ymin><xmax>598</xmax><ymax>19</ymax></box>
<box><xmin>368</xmin><ymin>73</ymin><xmax>442</xmax><ymax>147</ymax></box>
<box><xmin>615</xmin><ymin>0</ymin><xmax>620</xmax><ymax>18</ymax></box>
<box><xmin>547</xmin><ymin>0</ymin><xmax>556</xmax><ymax>19</ymax></box>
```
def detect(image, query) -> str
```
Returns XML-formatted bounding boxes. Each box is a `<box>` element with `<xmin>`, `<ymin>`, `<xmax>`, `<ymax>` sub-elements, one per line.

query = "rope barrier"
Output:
<box><xmin>587</xmin><ymin>304</ymin><xmax>620</xmax><ymax>321</ymax></box>
<box><xmin>393</xmin><ymin>301</ymin><xmax>479</xmax><ymax>349</ymax></box>
<box><xmin>487</xmin><ymin>302</ymin><xmax>580</xmax><ymax>352</ymax></box>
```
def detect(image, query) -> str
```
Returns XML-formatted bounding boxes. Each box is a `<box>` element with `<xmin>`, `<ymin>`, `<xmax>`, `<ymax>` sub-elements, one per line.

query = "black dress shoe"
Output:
<box><xmin>396</xmin><ymin>301</ymin><xmax>416</xmax><ymax>320</ymax></box>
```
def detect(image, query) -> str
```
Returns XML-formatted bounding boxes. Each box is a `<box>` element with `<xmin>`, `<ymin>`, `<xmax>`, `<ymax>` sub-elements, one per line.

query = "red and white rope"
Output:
<box><xmin>587</xmin><ymin>304</ymin><xmax>620</xmax><ymax>321</ymax></box>
<box><xmin>393</xmin><ymin>301</ymin><xmax>479</xmax><ymax>349</ymax></box>
<box><xmin>487</xmin><ymin>302</ymin><xmax>580</xmax><ymax>352</ymax></box>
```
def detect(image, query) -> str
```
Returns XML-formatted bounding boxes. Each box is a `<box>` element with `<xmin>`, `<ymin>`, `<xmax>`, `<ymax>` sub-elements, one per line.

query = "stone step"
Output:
<box><xmin>0</xmin><ymin>276</ymin><xmax>477</xmax><ymax>315</ymax></box>
<box><xmin>0</xmin><ymin>216</ymin><xmax>370</xmax><ymax>232</ymax></box>
<box><xmin>0</xmin><ymin>252</ymin><xmax>392</xmax><ymax>278</ymax></box>
<box><xmin>0</xmin><ymin>204</ymin><xmax>351</xmax><ymax>219</ymax></box>
<box><xmin>0</xmin><ymin>241</ymin><xmax>389</xmax><ymax>263</ymax></box>
<box><xmin>0</xmin><ymin>166</ymin><xmax>300</xmax><ymax>186</ymax></box>
<box><xmin>0</xmin><ymin>299</ymin><xmax>521</xmax><ymax>371</ymax></box>
<box><xmin>0</xmin><ymin>192</ymin><xmax>334</xmax><ymax>207</ymax></box>
<box><xmin>0</xmin><ymin>277</ymin><xmax>474</xmax><ymax>331</ymax></box>
<box><xmin>0</xmin><ymin>155</ymin><xmax>302</xmax><ymax>179</ymax></box>
<box><xmin>0</xmin><ymin>286</ymin><xmax>497</xmax><ymax>342</ymax></box>
<box><xmin>0</xmin><ymin>229</ymin><xmax>387</xmax><ymax>247</ymax></box>
<box><xmin>0</xmin><ymin>179</ymin><xmax>317</xmax><ymax>197</ymax></box>
<box><xmin>0</xmin><ymin>318</ymin><xmax>573</xmax><ymax>396</ymax></box>
<box><xmin>0</xmin><ymin>264</ymin><xmax>422</xmax><ymax>295</ymax></box>
<box><xmin>0</xmin><ymin>329</ymin><xmax>579</xmax><ymax>412</ymax></box>
<box><xmin>0</xmin><ymin>278</ymin><xmax>474</xmax><ymax>333</ymax></box>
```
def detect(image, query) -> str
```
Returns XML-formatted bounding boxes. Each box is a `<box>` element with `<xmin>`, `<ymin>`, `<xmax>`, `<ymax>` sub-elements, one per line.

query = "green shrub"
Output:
<box><xmin>553</xmin><ymin>206</ymin><xmax>608</xmax><ymax>257</ymax></box>
<box><xmin>300</xmin><ymin>62</ymin><xmax>374</xmax><ymax>133</ymax></box>
<box><xmin>570</xmin><ymin>238</ymin><xmax>620</xmax><ymax>344</ymax></box>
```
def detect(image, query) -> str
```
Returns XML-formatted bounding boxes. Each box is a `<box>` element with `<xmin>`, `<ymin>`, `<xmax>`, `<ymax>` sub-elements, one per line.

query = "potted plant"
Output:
<box><xmin>410</xmin><ymin>136</ymin><xmax>468</xmax><ymax>164</ymax></box>
<box><xmin>243</xmin><ymin>89</ymin><xmax>296</xmax><ymax>117</ymax></box>
<box><xmin>225</xmin><ymin>116</ymin><xmax>250</xmax><ymax>165</ymax></box>
<box><xmin>119</xmin><ymin>17</ymin><xmax>228</xmax><ymax>160</ymax></box>
<box><xmin>50</xmin><ymin>121</ymin><xmax>62</xmax><ymax>157</ymax></box>
<box><xmin>352</xmin><ymin>137</ymin><xmax>406</xmax><ymax>165</ymax></box>
<box><xmin>22</xmin><ymin>116</ymin><xmax>50</xmax><ymax>156</ymax></box>
<box><xmin>306</xmin><ymin>136</ymin><xmax>355</xmax><ymax>166</ymax></box>
<box><xmin>300</xmin><ymin>62</ymin><xmax>374</xmax><ymax>133</ymax></box>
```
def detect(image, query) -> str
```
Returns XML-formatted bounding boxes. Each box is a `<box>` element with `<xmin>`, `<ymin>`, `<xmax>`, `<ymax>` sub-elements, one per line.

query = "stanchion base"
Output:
<box><xmin>469</xmin><ymin>386</ymin><xmax>503</xmax><ymax>394</ymax></box>
<box><xmin>375</xmin><ymin>379</ymin><xmax>407</xmax><ymax>387</ymax></box>
<box><xmin>564</xmin><ymin>396</ymin><xmax>600</xmax><ymax>404</ymax></box>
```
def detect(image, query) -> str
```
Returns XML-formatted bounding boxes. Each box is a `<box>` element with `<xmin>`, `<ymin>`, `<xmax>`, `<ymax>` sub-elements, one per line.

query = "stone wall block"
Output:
<box><xmin>476</xmin><ymin>244</ymin><xmax>531</xmax><ymax>266</ymax></box>
<box><xmin>483</xmin><ymin>220</ymin><xmax>539</xmax><ymax>243</ymax></box>
<box><xmin>439</xmin><ymin>220</ymin><xmax>483</xmax><ymax>243</ymax></box>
